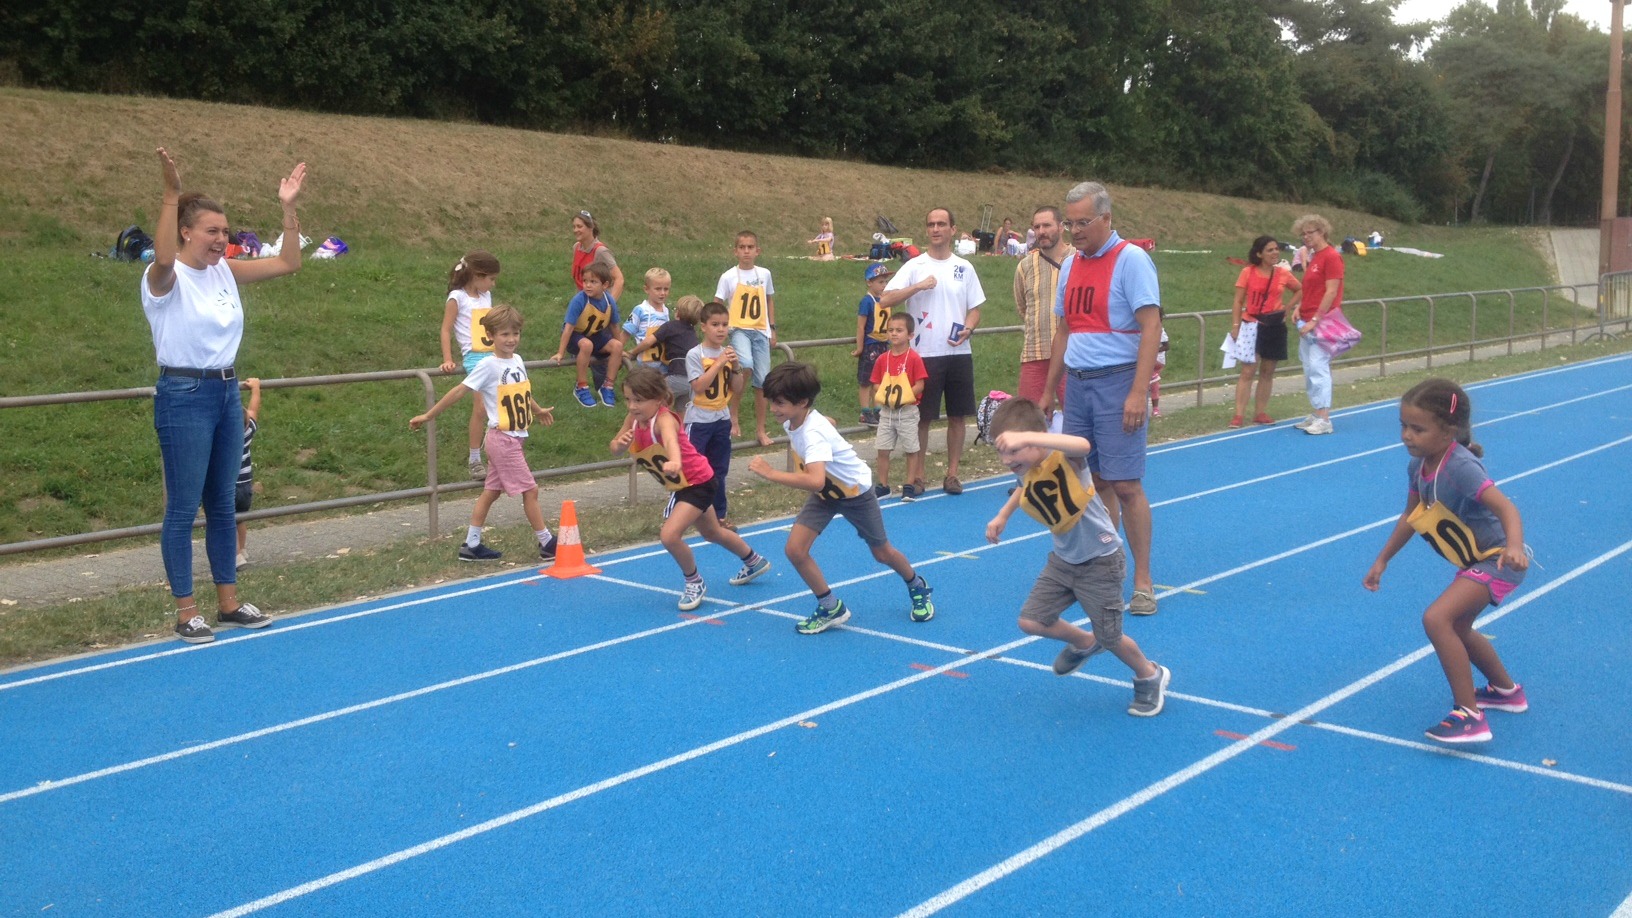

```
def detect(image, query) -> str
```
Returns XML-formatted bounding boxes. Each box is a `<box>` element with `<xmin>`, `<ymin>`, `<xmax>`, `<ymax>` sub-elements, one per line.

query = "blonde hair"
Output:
<box><xmin>480</xmin><ymin>303</ymin><xmax>523</xmax><ymax>335</ymax></box>
<box><xmin>1293</xmin><ymin>214</ymin><xmax>1333</xmax><ymax>240</ymax></box>
<box><xmin>643</xmin><ymin>266</ymin><xmax>671</xmax><ymax>287</ymax></box>
<box><xmin>672</xmin><ymin>294</ymin><xmax>705</xmax><ymax>324</ymax></box>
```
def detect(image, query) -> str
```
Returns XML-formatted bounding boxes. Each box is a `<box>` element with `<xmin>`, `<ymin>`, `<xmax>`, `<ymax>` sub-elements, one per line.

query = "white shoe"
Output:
<box><xmin>236</xmin><ymin>551</ymin><xmax>248</xmax><ymax>570</ymax></box>
<box><xmin>1293</xmin><ymin>415</ymin><xmax>1315</xmax><ymax>430</ymax></box>
<box><xmin>1304</xmin><ymin>418</ymin><xmax>1334</xmax><ymax>435</ymax></box>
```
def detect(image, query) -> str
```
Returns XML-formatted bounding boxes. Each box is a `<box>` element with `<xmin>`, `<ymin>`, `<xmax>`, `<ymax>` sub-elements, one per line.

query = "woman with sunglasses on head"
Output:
<box><xmin>142</xmin><ymin>147</ymin><xmax>307</xmax><ymax>643</ymax></box>
<box><xmin>570</xmin><ymin>209</ymin><xmax>624</xmax><ymax>303</ymax></box>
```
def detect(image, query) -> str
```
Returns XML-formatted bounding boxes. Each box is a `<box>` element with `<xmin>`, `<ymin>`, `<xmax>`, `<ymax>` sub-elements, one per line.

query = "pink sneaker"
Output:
<box><xmin>1425</xmin><ymin>707</ymin><xmax>1492</xmax><ymax>744</ymax></box>
<box><xmin>1474</xmin><ymin>683</ymin><xmax>1529</xmax><ymax>713</ymax></box>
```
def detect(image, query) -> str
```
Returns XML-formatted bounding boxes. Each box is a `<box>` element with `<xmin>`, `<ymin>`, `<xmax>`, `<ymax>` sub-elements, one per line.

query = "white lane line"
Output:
<box><xmin>1611</xmin><ymin>887</ymin><xmax>1632</xmax><ymax>918</ymax></box>
<box><xmin>203</xmin><ymin>632</ymin><xmax>1043</xmax><ymax>918</ymax></box>
<box><xmin>894</xmin><ymin>538</ymin><xmax>1632</xmax><ymax>918</ymax></box>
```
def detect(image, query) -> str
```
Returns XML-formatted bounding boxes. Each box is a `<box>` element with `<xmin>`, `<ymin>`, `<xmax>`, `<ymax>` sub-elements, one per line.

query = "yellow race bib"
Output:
<box><xmin>873</xmin><ymin>356</ymin><xmax>918</xmax><ymax>409</ymax></box>
<box><xmin>495</xmin><ymin>379</ymin><xmax>533</xmax><ymax>432</ymax></box>
<box><xmin>574</xmin><ymin>301</ymin><xmax>612</xmax><ymax>335</ymax></box>
<box><xmin>694</xmin><ymin>357</ymin><xmax>734</xmax><ymax>411</ymax></box>
<box><xmin>867</xmin><ymin>297</ymin><xmax>890</xmax><ymax>343</ymax></box>
<box><xmin>816</xmin><ymin>239</ymin><xmax>833</xmax><ymax>257</ymax></box>
<box><xmin>730</xmin><ymin>282</ymin><xmax>769</xmax><ymax>331</ymax></box>
<box><xmin>793</xmin><ymin>455</ymin><xmax>862</xmax><ymax>502</ymax></box>
<box><xmin>641</xmin><ymin>340</ymin><xmax>667</xmax><ymax>365</ymax></box>
<box><xmin>1408</xmin><ymin>500</ymin><xmax>1501</xmax><ymax>569</ymax></box>
<box><xmin>470</xmin><ymin>306</ymin><xmax>493</xmax><ymax>353</ymax></box>
<box><xmin>629</xmin><ymin>440</ymin><xmax>691</xmax><ymax>492</ymax></box>
<box><xmin>1019</xmin><ymin>451</ymin><xmax>1095</xmax><ymax>535</ymax></box>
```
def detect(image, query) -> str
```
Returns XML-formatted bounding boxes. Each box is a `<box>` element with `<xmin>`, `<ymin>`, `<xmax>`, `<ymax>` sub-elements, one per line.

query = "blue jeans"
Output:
<box><xmin>687</xmin><ymin>418</ymin><xmax>733</xmax><ymax>521</ymax></box>
<box><xmin>154</xmin><ymin>375</ymin><xmax>243</xmax><ymax>597</ymax></box>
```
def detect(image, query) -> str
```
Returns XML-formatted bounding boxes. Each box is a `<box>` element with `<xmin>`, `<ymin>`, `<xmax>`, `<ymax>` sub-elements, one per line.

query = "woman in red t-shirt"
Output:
<box><xmin>570</xmin><ymin>209</ymin><xmax>625</xmax><ymax>390</ymax></box>
<box><xmin>1291</xmin><ymin>214</ymin><xmax>1344</xmax><ymax>435</ymax></box>
<box><xmin>1228</xmin><ymin>235</ymin><xmax>1301</xmax><ymax>427</ymax></box>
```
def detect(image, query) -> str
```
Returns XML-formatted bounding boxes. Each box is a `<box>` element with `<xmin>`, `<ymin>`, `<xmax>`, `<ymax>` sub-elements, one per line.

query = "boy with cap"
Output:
<box><xmin>853</xmin><ymin>262</ymin><xmax>894</xmax><ymax>426</ymax></box>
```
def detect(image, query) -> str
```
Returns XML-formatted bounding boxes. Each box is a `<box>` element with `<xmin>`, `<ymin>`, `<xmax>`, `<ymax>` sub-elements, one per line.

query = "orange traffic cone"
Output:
<box><xmin>541</xmin><ymin>500</ymin><xmax>602</xmax><ymax>579</ymax></box>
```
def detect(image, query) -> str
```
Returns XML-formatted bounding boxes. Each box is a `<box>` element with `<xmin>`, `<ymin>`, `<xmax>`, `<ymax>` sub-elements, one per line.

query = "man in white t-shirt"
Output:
<box><xmin>878</xmin><ymin>207</ymin><xmax>985</xmax><ymax>496</ymax></box>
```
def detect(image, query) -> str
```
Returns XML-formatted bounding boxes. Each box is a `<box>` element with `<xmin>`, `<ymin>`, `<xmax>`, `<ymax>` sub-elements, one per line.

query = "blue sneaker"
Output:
<box><xmin>908</xmin><ymin>579</ymin><xmax>934</xmax><ymax>622</ymax></box>
<box><xmin>796</xmin><ymin>600</ymin><xmax>850</xmax><ymax>634</ymax></box>
<box><xmin>729</xmin><ymin>556</ymin><xmax>771</xmax><ymax>586</ymax></box>
<box><xmin>599</xmin><ymin>385</ymin><xmax>617</xmax><ymax>407</ymax></box>
<box><xmin>678</xmin><ymin>579</ymin><xmax>706</xmax><ymax>611</ymax></box>
<box><xmin>458</xmin><ymin>542</ymin><xmax>503</xmax><ymax>562</ymax></box>
<box><xmin>1425</xmin><ymin>707</ymin><xmax>1492</xmax><ymax>744</ymax></box>
<box><xmin>574</xmin><ymin>386</ymin><xmax>598</xmax><ymax>408</ymax></box>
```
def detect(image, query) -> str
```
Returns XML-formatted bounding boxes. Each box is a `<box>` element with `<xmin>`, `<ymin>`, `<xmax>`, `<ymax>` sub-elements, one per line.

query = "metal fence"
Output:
<box><xmin>2</xmin><ymin>276</ymin><xmax>1625</xmax><ymax>558</ymax></box>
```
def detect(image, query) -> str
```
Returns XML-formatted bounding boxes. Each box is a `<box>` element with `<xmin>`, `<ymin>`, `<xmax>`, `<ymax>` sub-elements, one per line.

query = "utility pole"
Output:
<box><xmin>1602</xmin><ymin>0</ymin><xmax>1625</xmax><ymax>279</ymax></box>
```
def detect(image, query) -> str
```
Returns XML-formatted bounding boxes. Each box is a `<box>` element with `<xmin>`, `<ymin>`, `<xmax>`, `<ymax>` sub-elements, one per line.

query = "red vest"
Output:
<box><xmin>571</xmin><ymin>241</ymin><xmax>606</xmax><ymax>290</ymax></box>
<box><xmin>1061</xmin><ymin>240</ymin><xmax>1130</xmax><ymax>335</ymax></box>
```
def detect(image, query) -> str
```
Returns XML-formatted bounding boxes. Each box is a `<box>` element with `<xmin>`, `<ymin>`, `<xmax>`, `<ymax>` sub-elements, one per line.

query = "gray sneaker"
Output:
<box><xmin>469</xmin><ymin>459</ymin><xmax>486</xmax><ymax>480</ymax></box>
<box><xmin>1129</xmin><ymin>664</ymin><xmax>1171</xmax><ymax>717</ymax></box>
<box><xmin>678</xmin><ymin>579</ymin><xmax>707</xmax><ymax>611</ymax></box>
<box><xmin>1292</xmin><ymin>415</ymin><xmax>1315</xmax><ymax>430</ymax></box>
<box><xmin>1128</xmin><ymin>590</ymin><xmax>1158</xmax><ymax>616</ymax></box>
<box><xmin>175</xmin><ymin>614</ymin><xmax>215</xmax><ymax>644</ymax></box>
<box><xmin>1053</xmin><ymin>641</ymin><xmax>1106</xmax><ymax>676</ymax></box>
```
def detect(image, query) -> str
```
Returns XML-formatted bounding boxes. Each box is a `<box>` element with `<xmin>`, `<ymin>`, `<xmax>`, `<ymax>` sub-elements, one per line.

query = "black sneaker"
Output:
<box><xmin>459</xmin><ymin>542</ymin><xmax>503</xmax><ymax>562</ymax></box>
<box><xmin>540</xmin><ymin>537</ymin><xmax>558</xmax><ymax>562</ymax></box>
<box><xmin>873</xmin><ymin>483</ymin><xmax>891</xmax><ymax>498</ymax></box>
<box><xmin>175</xmin><ymin>614</ymin><xmax>215</xmax><ymax>644</ymax></box>
<box><xmin>217</xmin><ymin>602</ymin><xmax>271</xmax><ymax>629</ymax></box>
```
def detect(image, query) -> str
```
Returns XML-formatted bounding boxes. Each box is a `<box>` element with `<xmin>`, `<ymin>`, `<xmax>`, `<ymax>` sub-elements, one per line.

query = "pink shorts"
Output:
<box><xmin>483</xmin><ymin>428</ymin><xmax>537</xmax><ymax>496</ymax></box>
<box><xmin>1456</xmin><ymin>552</ymin><xmax>1526</xmax><ymax>606</ymax></box>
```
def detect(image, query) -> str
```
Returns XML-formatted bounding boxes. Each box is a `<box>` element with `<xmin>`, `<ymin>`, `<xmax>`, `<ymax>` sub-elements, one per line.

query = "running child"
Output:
<box><xmin>611</xmin><ymin>367</ymin><xmax>772</xmax><ymax>610</ymax></box>
<box><xmin>686</xmin><ymin>301</ymin><xmax>739</xmax><ymax>529</ymax></box>
<box><xmin>984</xmin><ymin>397</ymin><xmax>1170</xmax><ymax>716</ymax></box>
<box><xmin>554</xmin><ymin>262</ymin><xmax>625</xmax><ymax>408</ymax></box>
<box><xmin>853</xmin><ymin>262</ymin><xmax>893</xmax><ymax>427</ymax></box>
<box><xmin>808</xmin><ymin>216</ymin><xmax>835</xmax><ymax>260</ymax></box>
<box><xmin>235</xmin><ymin>376</ymin><xmax>262</xmax><ymax>570</ymax></box>
<box><xmin>630</xmin><ymin>293</ymin><xmax>703</xmax><ymax>414</ymax></box>
<box><xmin>412</xmin><ymin>305</ymin><xmax>559</xmax><ymax>562</ymax></box>
<box><xmin>437</xmin><ymin>250</ymin><xmax>501</xmax><ymax>478</ymax></box>
<box><xmin>868</xmin><ymin>313</ymin><xmax>928</xmax><ymax>499</ymax></box>
<box><xmin>623</xmin><ymin>267</ymin><xmax>673</xmax><ymax>366</ymax></box>
<box><xmin>746</xmin><ymin>361</ymin><xmax>934</xmax><ymax>634</ymax></box>
<box><xmin>713</xmin><ymin>230</ymin><xmax>777</xmax><ymax>446</ymax></box>
<box><xmin>1364</xmin><ymin>378</ymin><xmax>1530</xmax><ymax>744</ymax></box>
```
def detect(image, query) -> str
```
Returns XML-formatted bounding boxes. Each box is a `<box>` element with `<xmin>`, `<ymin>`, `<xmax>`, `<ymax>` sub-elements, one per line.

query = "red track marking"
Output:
<box><xmin>910</xmin><ymin>663</ymin><xmax>969</xmax><ymax>679</ymax></box>
<box><xmin>677</xmin><ymin>613</ymin><xmax>727</xmax><ymax>627</ymax></box>
<box><xmin>1214</xmin><ymin>729</ymin><xmax>1296</xmax><ymax>751</ymax></box>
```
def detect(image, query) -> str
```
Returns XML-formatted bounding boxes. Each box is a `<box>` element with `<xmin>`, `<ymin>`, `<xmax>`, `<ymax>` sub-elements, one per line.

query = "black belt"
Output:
<box><xmin>160</xmin><ymin>366</ymin><xmax>236</xmax><ymax>380</ymax></box>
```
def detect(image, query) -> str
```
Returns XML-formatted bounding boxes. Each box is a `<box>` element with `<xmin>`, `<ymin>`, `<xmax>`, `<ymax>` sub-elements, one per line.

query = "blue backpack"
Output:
<box><xmin>113</xmin><ymin>225</ymin><xmax>154</xmax><ymax>262</ymax></box>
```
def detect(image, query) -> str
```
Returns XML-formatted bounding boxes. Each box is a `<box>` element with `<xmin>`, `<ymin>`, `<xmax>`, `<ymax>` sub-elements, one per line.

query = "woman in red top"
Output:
<box><xmin>570</xmin><ymin>209</ymin><xmax>625</xmax><ymax>390</ymax></box>
<box><xmin>1228</xmin><ymin>235</ymin><xmax>1301</xmax><ymax>427</ymax></box>
<box><xmin>1291</xmin><ymin>214</ymin><xmax>1344</xmax><ymax>436</ymax></box>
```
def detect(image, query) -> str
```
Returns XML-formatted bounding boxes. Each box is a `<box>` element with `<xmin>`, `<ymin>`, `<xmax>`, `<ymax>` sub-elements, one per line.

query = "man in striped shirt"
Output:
<box><xmin>1013</xmin><ymin>205</ymin><xmax>1071</xmax><ymax>405</ymax></box>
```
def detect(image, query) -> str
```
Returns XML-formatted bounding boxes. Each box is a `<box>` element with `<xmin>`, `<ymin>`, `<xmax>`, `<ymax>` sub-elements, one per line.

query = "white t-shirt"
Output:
<box><xmin>462</xmin><ymin>353</ymin><xmax>532</xmax><ymax>439</ymax></box>
<box><xmin>714</xmin><ymin>266</ymin><xmax>776</xmax><ymax>332</ymax></box>
<box><xmin>140</xmin><ymin>261</ymin><xmax>244</xmax><ymax>369</ymax></box>
<box><xmin>786</xmin><ymin>410</ymin><xmax>872</xmax><ymax>492</ymax></box>
<box><xmin>884</xmin><ymin>252</ymin><xmax>985</xmax><ymax>359</ymax></box>
<box><xmin>448</xmin><ymin>288</ymin><xmax>492</xmax><ymax>354</ymax></box>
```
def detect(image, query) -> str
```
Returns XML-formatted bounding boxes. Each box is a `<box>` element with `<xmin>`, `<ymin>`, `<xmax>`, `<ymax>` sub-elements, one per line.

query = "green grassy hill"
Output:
<box><xmin>0</xmin><ymin>87</ymin><xmax>1566</xmax><ymax>544</ymax></box>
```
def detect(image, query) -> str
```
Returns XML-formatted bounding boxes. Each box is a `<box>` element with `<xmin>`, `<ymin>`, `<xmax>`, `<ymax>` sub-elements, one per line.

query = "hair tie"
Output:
<box><xmin>454</xmin><ymin>260</ymin><xmax>465</xmax><ymax>271</ymax></box>
<box><xmin>1449</xmin><ymin>393</ymin><xmax>1458</xmax><ymax>414</ymax></box>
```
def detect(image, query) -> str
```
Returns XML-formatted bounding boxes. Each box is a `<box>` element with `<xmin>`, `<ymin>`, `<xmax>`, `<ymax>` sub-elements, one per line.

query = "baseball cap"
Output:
<box><xmin>864</xmin><ymin>262</ymin><xmax>895</xmax><ymax>282</ymax></box>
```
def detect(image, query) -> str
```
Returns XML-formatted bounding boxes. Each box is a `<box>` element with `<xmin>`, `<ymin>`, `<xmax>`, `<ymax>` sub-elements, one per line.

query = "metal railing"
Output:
<box><xmin>2</xmin><ymin>277</ymin><xmax>1623</xmax><ymax>558</ymax></box>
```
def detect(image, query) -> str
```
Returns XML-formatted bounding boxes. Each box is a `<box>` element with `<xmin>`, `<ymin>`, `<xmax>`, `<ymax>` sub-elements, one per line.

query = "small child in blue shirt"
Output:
<box><xmin>554</xmin><ymin>262</ymin><xmax>624</xmax><ymax>408</ymax></box>
<box><xmin>853</xmin><ymin>262</ymin><xmax>893</xmax><ymax>426</ymax></box>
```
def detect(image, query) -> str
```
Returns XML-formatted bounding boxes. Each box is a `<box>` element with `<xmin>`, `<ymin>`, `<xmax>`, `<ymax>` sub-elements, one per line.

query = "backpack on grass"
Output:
<box><xmin>113</xmin><ymin>225</ymin><xmax>154</xmax><ymax>262</ymax></box>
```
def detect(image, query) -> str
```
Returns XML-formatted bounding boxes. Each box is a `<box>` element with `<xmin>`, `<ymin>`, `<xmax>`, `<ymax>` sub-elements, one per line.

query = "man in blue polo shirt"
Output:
<box><xmin>1040</xmin><ymin>181</ymin><xmax>1164</xmax><ymax>616</ymax></box>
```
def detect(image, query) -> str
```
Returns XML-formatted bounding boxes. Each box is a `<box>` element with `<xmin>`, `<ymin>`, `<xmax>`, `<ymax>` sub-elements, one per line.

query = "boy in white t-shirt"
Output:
<box><xmin>746</xmin><ymin>361</ymin><xmax>934</xmax><ymax>634</ymax></box>
<box><xmin>412</xmin><ymin>305</ymin><xmax>559</xmax><ymax>562</ymax></box>
<box><xmin>622</xmin><ymin>266</ymin><xmax>673</xmax><ymax>366</ymax></box>
<box><xmin>713</xmin><ymin>230</ymin><xmax>777</xmax><ymax>446</ymax></box>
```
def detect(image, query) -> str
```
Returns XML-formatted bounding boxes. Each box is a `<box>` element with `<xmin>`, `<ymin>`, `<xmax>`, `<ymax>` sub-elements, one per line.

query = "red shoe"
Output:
<box><xmin>1227</xmin><ymin>415</ymin><xmax>1243</xmax><ymax>428</ymax></box>
<box><xmin>1252</xmin><ymin>413</ymin><xmax>1275</xmax><ymax>425</ymax></box>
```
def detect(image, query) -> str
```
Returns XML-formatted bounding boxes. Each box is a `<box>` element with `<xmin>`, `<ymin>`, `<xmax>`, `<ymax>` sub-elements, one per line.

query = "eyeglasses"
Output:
<box><xmin>1062</xmin><ymin>215</ymin><xmax>1106</xmax><ymax>231</ymax></box>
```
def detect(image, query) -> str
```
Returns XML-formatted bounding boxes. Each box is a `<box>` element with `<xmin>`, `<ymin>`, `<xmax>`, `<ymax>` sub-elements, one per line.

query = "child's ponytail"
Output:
<box><xmin>1402</xmin><ymin>377</ymin><xmax>1482</xmax><ymax>457</ymax></box>
<box><xmin>447</xmin><ymin>250</ymin><xmax>501</xmax><ymax>293</ymax></box>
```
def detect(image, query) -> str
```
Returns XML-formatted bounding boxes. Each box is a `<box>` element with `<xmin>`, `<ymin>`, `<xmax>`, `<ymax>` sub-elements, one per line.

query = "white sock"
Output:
<box><xmin>466</xmin><ymin>526</ymin><xmax>483</xmax><ymax>548</ymax></box>
<box><xmin>468</xmin><ymin>448</ymin><xmax>482</xmax><ymax>463</ymax></box>
<box><xmin>536</xmin><ymin>528</ymin><xmax>553</xmax><ymax>546</ymax></box>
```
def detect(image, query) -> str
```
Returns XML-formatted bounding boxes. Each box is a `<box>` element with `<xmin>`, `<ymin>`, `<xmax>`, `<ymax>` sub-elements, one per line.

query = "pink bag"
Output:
<box><xmin>1314</xmin><ymin>307</ymin><xmax>1362</xmax><ymax>357</ymax></box>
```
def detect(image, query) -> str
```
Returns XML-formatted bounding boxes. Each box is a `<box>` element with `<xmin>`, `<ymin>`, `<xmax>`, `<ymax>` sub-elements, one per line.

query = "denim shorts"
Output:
<box><xmin>729</xmin><ymin>328</ymin><xmax>772</xmax><ymax>388</ymax></box>
<box><xmin>1063</xmin><ymin>365</ymin><xmax>1147</xmax><ymax>481</ymax></box>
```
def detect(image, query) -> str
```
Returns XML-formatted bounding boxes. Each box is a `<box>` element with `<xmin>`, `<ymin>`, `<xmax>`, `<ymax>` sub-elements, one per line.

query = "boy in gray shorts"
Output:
<box><xmin>868</xmin><ymin>312</ymin><xmax>929</xmax><ymax>499</ymax></box>
<box><xmin>984</xmin><ymin>397</ymin><xmax>1170</xmax><ymax>716</ymax></box>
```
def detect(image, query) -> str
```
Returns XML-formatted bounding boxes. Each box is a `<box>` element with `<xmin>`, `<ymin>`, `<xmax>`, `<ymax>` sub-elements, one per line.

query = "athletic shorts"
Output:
<box><xmin>666</xmin><ymin>477</ymin><xmax>719</xmax><ymax>515</ymax></box>
<box><xmin>1019</xmin><ymin>551</ymin><xmax>1126</xmax><ymax>644</ymax></box>
<box><xmin>920</xmin><ymin>354</ymin><xmax>976</xmax><ymax>422</ymax></box>
<box><xmin>857</xmin><ymin>340</ymin><xmax>888</xmax><ymax>386</ymax></box>
<box><xmin>569</xmin><ymin>328</ymin><xmax>616</xmax><ymax>358</ymax></box>
<box><xmin>794</xmin><ymin>490</ymin><xmax>889</xmax><ymax>547</ymax></box>
<box><xmin>1457</xmin><ymin>545</ymin><xmax>1530</xmax><ymax>607</ymax></box>
<box><xmin>1063</xmin><ymin>365</ymin><xmax>1146</xmax><ymax>481</ymax></box>
<box><xmin>462</xmin><ymin>351</ymin><xmax>487</xmax><ymax>374</ymax></box>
